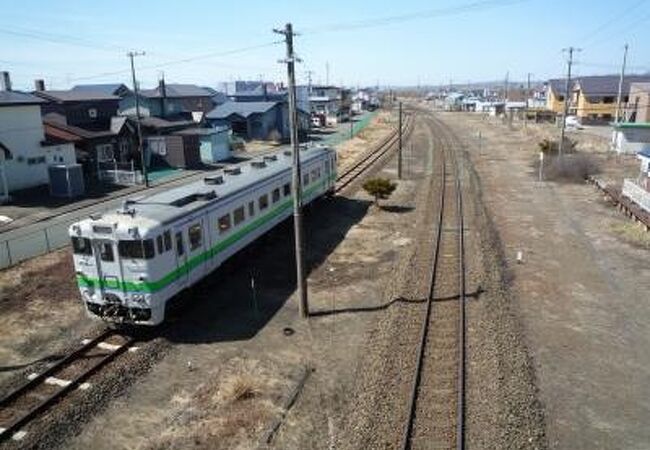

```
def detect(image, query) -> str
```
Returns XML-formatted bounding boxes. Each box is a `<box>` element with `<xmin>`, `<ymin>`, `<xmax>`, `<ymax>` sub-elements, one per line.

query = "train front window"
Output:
<box><xmin>100</xmin><ymin>243</ymin><xmax>114</xmax><ymax>262</ymax></box>
<box><xmin>72</xmin><ymin>237</ymin><xmax>92</xmax><ymax>255</ymax></box>
<box><xmin>118</xmin><ymin>239</ymin><xmax>155</xmax><ymax>260</ymax></box>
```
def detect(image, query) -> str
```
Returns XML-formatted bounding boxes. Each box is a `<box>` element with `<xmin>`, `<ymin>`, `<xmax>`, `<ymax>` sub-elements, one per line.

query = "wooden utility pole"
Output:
<box><xmin>524</xmin><ymin>73</ymin><xmax>531</xmax><ymax>129</ymax></box>
<box><xmin>615</xmin><ymin>43</ymin><xmax>629</xmax><ymax>124</ymax></box>
<box><xmin>559</xmin><ymin>47</ymin><xmax>579</xmax><ymax>158</ymax></box>
<box><xmin>398</xmin><ymin>101</ymin><xmax>403</xmax><ymax>179</ymax></box>
<box><xmin>275</xmin><ymin>23</ymin><xmax>308</xmax><ymax>318</ymax></box>
<box><xmin>128</xmin><ymin>51</ymin><xmax>148</xmax><ymax>187</ymax></box>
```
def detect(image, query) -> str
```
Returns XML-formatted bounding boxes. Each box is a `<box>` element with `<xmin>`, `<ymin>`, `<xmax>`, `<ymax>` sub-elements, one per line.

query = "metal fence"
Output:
<box><xmin>98</xmin><ymin>161</ymin><xmax>143</xmax><ymax>186</ymax></box>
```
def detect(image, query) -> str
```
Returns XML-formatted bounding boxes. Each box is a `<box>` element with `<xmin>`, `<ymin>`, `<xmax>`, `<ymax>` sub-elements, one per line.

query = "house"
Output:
<box><xmin>206</xmin><ymin>101</ymin><xmax>291</xmax><ymax>141</ymax></box>
<box><xmin>0</xmin><ymin>72</ymin><xmax>75</xmax><ymax>202</ymax></box>
<box><xmin>42</xmin><ymin>113</ymin><xmax>137</xmax><ymax>185</ymax></box>
<box><xmin>621</xmin><ymin>148</ymin><xmax>650</xmax><ymax>212</ymax></box>
<box><xmin>71</xmin><ymin>83</ymin><xmax>130</xmax><ymax>97</ymax></box>
<box><xmin>308</xmin><ymin>85</ymin><xmax>351</xmax><ymax>125</ymax></box>
<box><xmin>119</xmin><ymin>81</ymin><xmax>215</xmax><ymax>118</ymax></box>
<box><xmin>611</xmin><ymin>122</ymin><xmax>650</xmax><ymax>155</ymax></box>
<box><xmin>148</xmin><ymin>127</ymin><xmax>230</xmax><ymax>168</ymax></box>
<box><xmin>628</xmin><ymin>82</ymin><xmax>650</xmax><ymax>123</ymax></box>
<box><xmin>571</xmin><ymin>75</ymin><xmax>650</xmax><ymax>124</ymax></box>
<box><xmin>33</xmin><ymin>86</ymin><xmax>121</xmax><ymax>129</ymax></box>
<box><xmin>546</xmin><ymin>79</ymin><xmax>568</xmax><ymax>114</ymax></box>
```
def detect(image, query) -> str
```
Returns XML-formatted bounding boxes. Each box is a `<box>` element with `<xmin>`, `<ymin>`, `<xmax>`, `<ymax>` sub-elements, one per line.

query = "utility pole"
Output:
<box><xmin>305</xmin><ymin>69</ymin><xmax>314</xmax><ymax>96</ymax></box>
<box><xmin>504</xmin><ymin>71</ymin><xmax>509</xmax><ymax>102</ymax></box>
<box><xmin>524</xmin><ymin>73</ymin><xmax>531</xmax><ymax>128</ymax></box>
<box><xmin>128</xmin><ymin>51</ymin><xmax>148</xmax><ymax>187</ymax></box>
<box><xmin>615</xmin><ymin>43</ymin><xmax>629</xmax><ymax>124</ymax></box>
<box><xmin>398</xmin><ymin>101</ymin><xmax>403</xmax><ymax>179</ymax></box>
<box><xmin>325</xmin><ymin>61</ymin><xmax>330</xmax><ymax>85</ymax></box>
<box><xmin>559</xmin><ymin>47</ymin><xmax>579</xmax><ymax>158</ymax></box>
<box><xmin>275</xmin><ymin>23</ymin><xmax>308</xmax><ymax>318</ymax></box>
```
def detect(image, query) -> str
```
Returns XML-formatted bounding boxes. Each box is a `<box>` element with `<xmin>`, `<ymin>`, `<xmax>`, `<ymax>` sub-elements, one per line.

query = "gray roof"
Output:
<box><xmin>206</xmin><ymin>101</ymin><xmax>280</xmax><ymax>119</ymax></box>
<box><xmin>84</xmin><ymin>145</ymin><xmax>332</xmax><ymax>230</ymax></box>
<box><xmin>548</xmin><ymin>79</ymin><xmax>568</xmax><ymax>96</ymax></box>
<box><xmin>638</xmin><ymin>148</ymin><xmax>650</xmax><ymax>159</ymax></box>
<box><xmin>577</xmin><ymin>75</ymin><xmax>650</xmax><ymax>98</ymax></box>
<box><xmin>139</xmin><ymin>84</ymin><xmax>213</xmax><ymax>99</ymax></box>
<box><xmin>174</xmin><ymin>127</ymin><xmax>228</xmax><ymax>136</ymax></box>
<box><xmin>139</xmin><ymin>116</ymin><xmax>196</xmax><ymax>129</ymax></box>
<box><xmin>0</xmin><ymin>90</ymin><xmax>44</xmax><ymax>106</ymax></box>
<box><xmin>34</xmin><ymin>90</ymin><xmax>120</xmax><ymax>102</ymax></box>
<box><xmin>72</xmin><ymin>83</ymin><xmax>128</xmax><ymax>96</ymax></box>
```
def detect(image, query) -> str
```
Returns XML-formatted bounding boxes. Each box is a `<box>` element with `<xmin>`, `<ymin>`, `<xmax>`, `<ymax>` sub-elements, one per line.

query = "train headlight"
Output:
<box><xmin>82</xmin><ymin>288</ymin><xmax>94</xmax><ymax>300</ymax></box>
<box><xmin>132</xmin><ymin>294</ymin><xmax>145</xmax><ymax>303</ymax></box>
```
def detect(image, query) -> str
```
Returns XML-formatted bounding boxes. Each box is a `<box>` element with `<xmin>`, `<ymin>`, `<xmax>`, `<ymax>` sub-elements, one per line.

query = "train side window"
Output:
<box><xmin>218</xmin><ymin>214</ymin><xmax>231</xmax><ymax>234</ymax></box>
<box><xmin>156</xmin><ymin>235</ymin><xmax>164</xmax><ymax>254</ymax></box>
<box><xmin>311</xmin><ymin>169</ymin><xmax>318</xmax><ymax>180</ymax></box>
<box><xmin>248</xmin><ymin>201</ymin><xmax>255</xmax><ymax>218</ymax></box>
<box><xmin>303</xmin><ymin>173</ymin><xmax>309</xmax><ymax>186</ymax></box>
<box><xmin>283</xmin><ymin>183</ymin><xmax>291</xmax><ymax>196</ymax></box>
<box><xmin>175</xmin><ymin>232</ymin><xmax>184</xmax><ymax>256</ymax></box>
<box><xmin>188</xmin><ymin>224</ymin><xmax>202</xmax><ymax>250</ymax></box>
<box><xmin>118</xmin><ymin>240</ymin><xmax>155</xmax><ymax>259</ymax></box>
<box><xmin>272</xmin><ymin>188</ymin><xmax>280</xmax><ymax>203</ymax></box>
<box><xmin>100</xmin><ymin>243</ymin><xmax>114</xmax><ymax>262</ymax></box>
<box><xmin>163</xmin><ymin>231</ymin><xmax>172</xmax><ymax>251</ymax></box>
<box><xmin>259</xmin><ymin>194</ymin><xmax>269</xmax><ymax>210</ymax></box>
<box><xmin>72</xmin><ymin>237</ymin><xmax>92</xmax><ymax>255</ymax></box>
<box><xmin>233</xmin><ymin>206</ymin><xmax>245</xmax><ymax>226</ymax></box>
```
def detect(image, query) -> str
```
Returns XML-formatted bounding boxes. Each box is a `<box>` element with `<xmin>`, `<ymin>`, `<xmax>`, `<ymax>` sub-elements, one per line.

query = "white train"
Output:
<box><xmin>69</xmin><ymin>145</ymin><xmax>336</xmax><ymax>325</ymax></box>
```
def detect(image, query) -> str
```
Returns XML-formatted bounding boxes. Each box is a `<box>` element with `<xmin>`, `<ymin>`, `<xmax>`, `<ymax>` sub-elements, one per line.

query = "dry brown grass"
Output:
<box><xmin>610</xmin><ymin>222</ymin><xmax>650</xmax><ymax>250</ymax></box>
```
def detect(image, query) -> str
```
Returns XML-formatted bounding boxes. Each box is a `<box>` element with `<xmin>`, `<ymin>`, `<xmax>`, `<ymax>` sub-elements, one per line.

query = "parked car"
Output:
<box><xmin>565</xmin><ymin>115</ymin><xmax>583</xmax><ymax>130</ymax></box>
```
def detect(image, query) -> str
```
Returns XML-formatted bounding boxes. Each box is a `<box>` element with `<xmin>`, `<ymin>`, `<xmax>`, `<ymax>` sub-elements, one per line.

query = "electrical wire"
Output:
<box><xmin>300</xmin><ymin>0</ymin><xmax>530</xmax><ymax>34</ymax></box>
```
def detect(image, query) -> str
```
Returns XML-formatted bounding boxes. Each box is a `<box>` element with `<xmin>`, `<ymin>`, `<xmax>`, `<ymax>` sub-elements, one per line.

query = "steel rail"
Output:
<box><xmin>400</xmin><ymin>112</ymin><xmax>467</xmax><ymax>450</ymax></box>
<box><xmin>0</xmin><ymin>330</ymin><xmax>133</xmax><ymax>443</ymax></box>
<box><xmin>400</xmin><ymin>128</ymin><xmax>447</xmax><ymax>450</ymax></box>
<box><xmin>335</xmin><ymin>114</ymin><xmax>414</xmax><ymax>192</ymax></box>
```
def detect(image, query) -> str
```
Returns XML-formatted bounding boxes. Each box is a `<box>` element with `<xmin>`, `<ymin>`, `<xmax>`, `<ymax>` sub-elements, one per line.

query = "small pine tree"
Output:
<box><xmin>362</xmin><ymin>178</ymin><xmax>397</xmax><ymax>206</ymax></box>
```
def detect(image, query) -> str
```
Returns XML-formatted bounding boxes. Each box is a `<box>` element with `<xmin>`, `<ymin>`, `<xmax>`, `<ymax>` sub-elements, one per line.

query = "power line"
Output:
<box><xmin>300</xmin><ymin>0</ymin><xmax>530</xmax><ymax>34</ymax></box>
<box><xmin>0</xmin><ymin>25</ymin><xmax>129</xmax><ymax>52</ymax></box>
<box><xmin>579</xmin><ymin>0</ymin><xmax>647</xmax><ymax>46</ymax></box>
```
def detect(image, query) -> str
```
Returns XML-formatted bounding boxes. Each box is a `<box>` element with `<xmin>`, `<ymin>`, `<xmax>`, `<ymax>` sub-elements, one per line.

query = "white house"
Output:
<box><xmin>611</xmin><ymin>122</ymin><xmax>650</xmax><ymax>155</ymax></box>
<box><xmin>0</xmin><ymin>72</ymin><xmax>75</xmax><ymax>202</ymax></box>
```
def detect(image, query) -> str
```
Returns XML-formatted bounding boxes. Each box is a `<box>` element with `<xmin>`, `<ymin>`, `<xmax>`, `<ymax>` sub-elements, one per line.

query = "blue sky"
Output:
<box><xmin>1</xmin><ymin>0</ymin><xmax>649</xmax><ymax>90</ymax></box>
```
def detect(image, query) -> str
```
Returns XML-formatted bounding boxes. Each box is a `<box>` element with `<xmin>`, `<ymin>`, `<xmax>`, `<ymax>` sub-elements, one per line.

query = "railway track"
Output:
<box><xmin>0</xmin><ymin>329</ymin><xmax>135</xmax><ymax>444</ymax></box>
<box><xmin>335</xmin><ymin>112</ymin><xmax>414</xmax><ymax>193</ymax></box>
<box><xmin>401</xmin><ymin>114</ymin><xmax>466</xmax><ymax>450</ymax></box>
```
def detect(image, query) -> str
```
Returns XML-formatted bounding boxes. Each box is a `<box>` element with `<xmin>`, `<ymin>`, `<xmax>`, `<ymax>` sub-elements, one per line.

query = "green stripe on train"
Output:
<box><xmin>76</xmin><ymin>176</ymin><xmax>334</xmax><ymax>294</ymax></box>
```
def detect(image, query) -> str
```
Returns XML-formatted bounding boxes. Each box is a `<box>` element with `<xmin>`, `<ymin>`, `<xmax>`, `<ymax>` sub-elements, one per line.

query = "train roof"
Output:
<box><xmin>77</xmin><ymin>145</ymin><xmax>333</xmax><ymax>234</ymax></box>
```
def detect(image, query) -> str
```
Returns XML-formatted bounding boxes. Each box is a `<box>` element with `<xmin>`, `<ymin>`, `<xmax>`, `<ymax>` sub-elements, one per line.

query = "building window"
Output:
<box><xmin>248</xmin><ymin>201</ymin><xmax>255</xmax><ymax>218</ymax></box>
<box><xmin>259</xmin><ymin>194</ymin><xmax>269</xmax><ymax>210</ymax></box>
<box><xmin>283</xmin><ymin>183</ymin><xmax>291</xmax><ymax>196</ymax></box>
<box><xmin>218</xmin><ymin>214</ymin><xmax>231</xmax><ymax>233</ymax></box>
<box><xmin>272</xmin><ymin>188</ymin><xmax>280</xmax><ymax>203</ymax></box>
<box><xmin>233</xmin><ymin>206</ymin><xmax>245</xmax><ymax>225</ymax></box>
<box><xmin>603</xmin><ymin>96</ymin><xmax>615</xmax><ymax>104</ymax></box>
<box><xmin>188</xmin><ymin>224</ymin><xmax>202</xmax><ymax>250</ymax></box>
<box><xmin>97</xmin><ymin>144</ymin><xmax>114</xmax><ymax>162</ymax></box>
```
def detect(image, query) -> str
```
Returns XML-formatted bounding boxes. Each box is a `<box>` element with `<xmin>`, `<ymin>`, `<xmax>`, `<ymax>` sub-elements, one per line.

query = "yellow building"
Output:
<box><xmin>546</xmin><ymin>79</ymin><xmax>567</xmax><ymax>114</ymax></box>
<box><xmin>572</xmin><ymin>75</ymin><xmax>650</xmax><ymax>124</ymax></box>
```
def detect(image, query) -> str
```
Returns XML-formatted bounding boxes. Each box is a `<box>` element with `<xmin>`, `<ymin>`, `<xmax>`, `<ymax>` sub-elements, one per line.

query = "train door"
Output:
<box><xmin>186</xmin><ymin>218</ymin><xmax>207</xmax><ymax>285</ymax></box>
<box><xmin>92</xmin><ymin>239</ymin><xmax>124</xmax><ymax>298</ymax></box>
<box><xmin>324</xmin><ymin>156</ymin><xmax>332</xmax><ymax>188</ymax></box>
<box><xmin>174</xmin><ymin>228</ymin><xmax>189</xmax><ymax>289</ymax></box>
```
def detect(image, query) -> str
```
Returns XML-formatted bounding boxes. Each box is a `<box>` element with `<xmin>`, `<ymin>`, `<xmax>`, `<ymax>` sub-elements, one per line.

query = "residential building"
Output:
<box><xmin>205</xmin><ymin>101</ymin><xmax>292</xmax><ymax>141</ymax></box>
<box><xmin>611</xmin><ymin>122</ymin><xmax>650</xmax><ymax>155</ymax></box>
<box><xmin>572</xmin><ymin>75</ymin><xmax>650</xmax><ymax>124</ymax></box>
<box><xmin>71</xmin><ymin>83</ymin><xmax>130</xmax><ymax>97</ymax></box>
<box><xmin>628</xmin><ymin>82</ymin><xmax>650</xmax><ymax>123</ymax></box>
<box><xmin>148</xmin><ymin>127</ymin><xmax>230</xmax><ymax>168</ymax></box>
<box><xmin>546</xmin><ymin>79</ymin><xmax>568</xmax><ymax>114</ymax></box>
<box><xmin>42</xmin><ymin>113</ymin><xmax>137</xmax><ymax>185</ymax></box>
<box><xmin>119</xmin><ymin>81</ymin><xmax>215</xmax><ymax>118</ymax></box>
<box><xmin>33</xmin><ymin>87</ymin><xmax>121</xmax><ymax>129</ymax></box>
<box><xmin>308</xmin><ymin>85</ymin><xmax>351</xmax><ymax>124</ymax></box>
<box><xmin>621</xmin><ymin>147</ymin><xmax>650</xmax><ymax>212</ymax></box>
<box><xmin>0</xmin><ymin>72</ymin><xmax>75</xmax><ymax>201</ymax></box>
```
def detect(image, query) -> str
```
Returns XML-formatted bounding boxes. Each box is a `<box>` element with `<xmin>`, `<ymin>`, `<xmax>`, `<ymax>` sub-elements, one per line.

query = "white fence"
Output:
<box><xmin>622</xmin><ymin>179</ymin><xmax>650</xmax><ymax>213</ymax></box>
<box><xmin>99</xmin><ymin>169</ymin><xmax>143</xmax><ymax>186</ymax></box>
